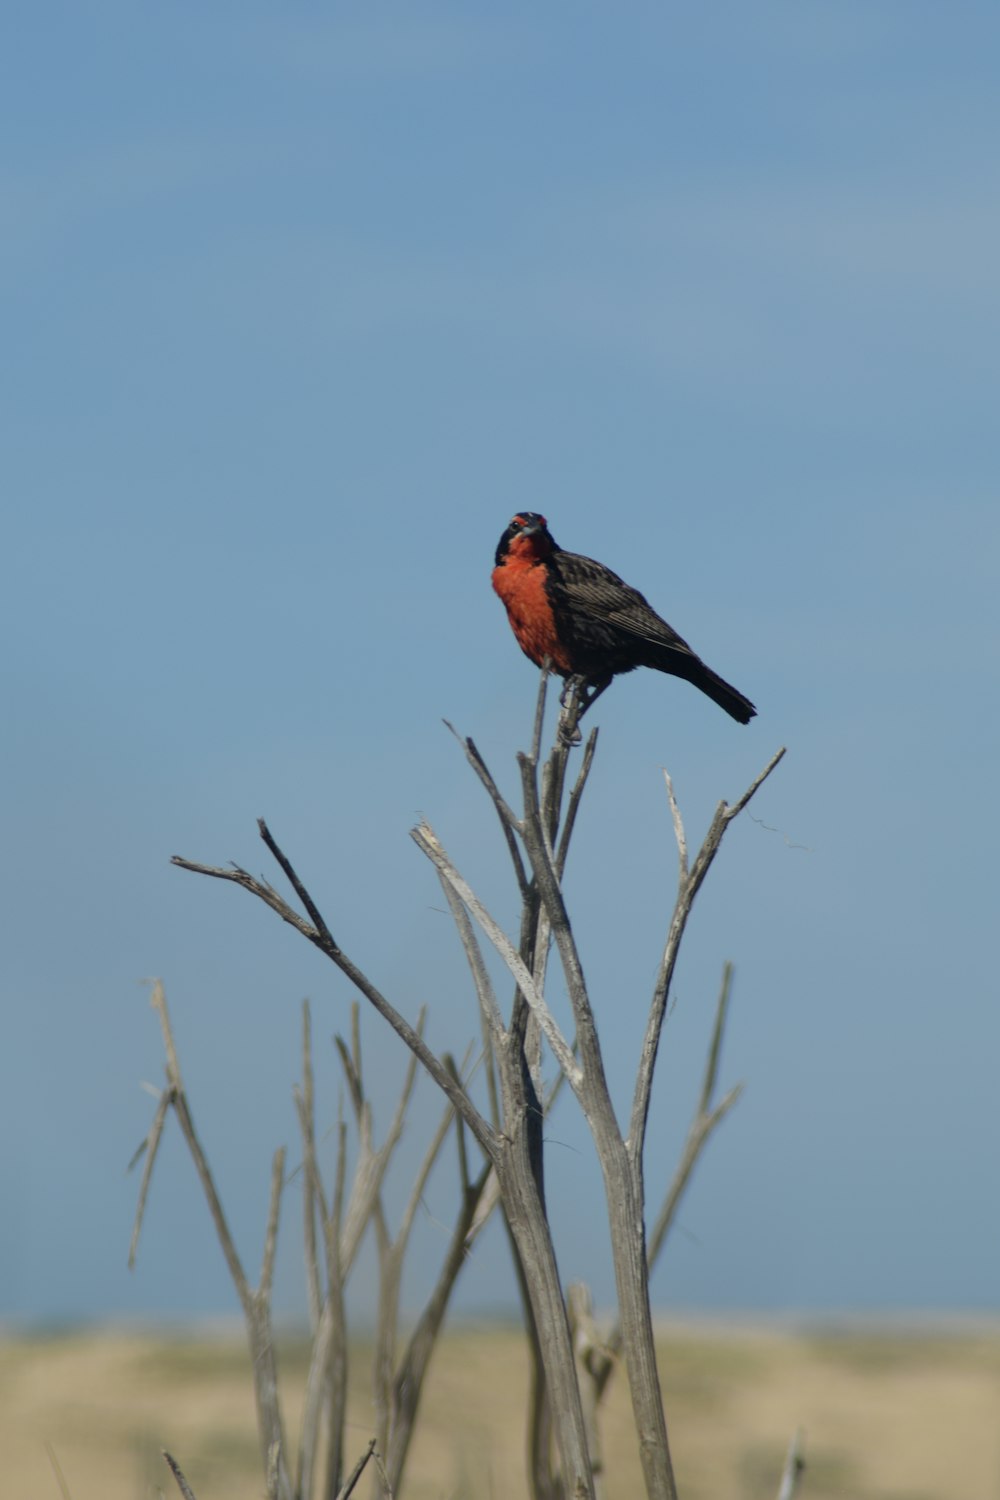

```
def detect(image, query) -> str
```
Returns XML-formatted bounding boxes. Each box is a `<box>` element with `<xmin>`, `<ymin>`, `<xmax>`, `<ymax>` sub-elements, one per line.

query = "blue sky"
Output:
<box><xmin>2</xmin><ymin>2</ymin><xmax>998</xmax><ymax>1325</ymax></box>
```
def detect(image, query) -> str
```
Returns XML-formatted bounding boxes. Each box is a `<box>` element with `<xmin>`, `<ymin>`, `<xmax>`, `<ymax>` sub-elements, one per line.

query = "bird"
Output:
<box><xmin>492</xmin><ymin>512</ymin><xmax>756</xmax><ymax>724</ymax></box>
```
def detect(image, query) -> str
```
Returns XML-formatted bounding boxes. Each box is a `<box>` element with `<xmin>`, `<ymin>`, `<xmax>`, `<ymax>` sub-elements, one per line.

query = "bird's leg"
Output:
<box><xmin>578</xmin><ymin>677</ymin><xmax>611</xmax><ymax>715</ymax></box>
<box><xmin>558</xmin><ymin>673</ymin><xmax>606</xmax><ymax>709</ymax></box>
<box><xmin>557</xmin><ymin>675</ymin><xmax>585</xmax><ymax>744</ymax></box>
<box><xmin>557</xmin><ymin>674</ymin><xmax>610</xmax><ymax>745</ymax></box>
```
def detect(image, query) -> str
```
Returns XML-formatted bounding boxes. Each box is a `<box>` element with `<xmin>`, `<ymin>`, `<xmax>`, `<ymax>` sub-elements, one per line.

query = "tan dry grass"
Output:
<box><xmin>2</xmin><ymin>1321</ymin><xmax>998</xmax><ymax>1499</ymax></box>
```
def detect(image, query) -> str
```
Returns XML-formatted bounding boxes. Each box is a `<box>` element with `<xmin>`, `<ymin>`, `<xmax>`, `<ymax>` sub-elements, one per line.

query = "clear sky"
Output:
<box><xmin>3</xmin><ymin>2</ymin><xmax>998</xmax><ymax>1326</ymax></box>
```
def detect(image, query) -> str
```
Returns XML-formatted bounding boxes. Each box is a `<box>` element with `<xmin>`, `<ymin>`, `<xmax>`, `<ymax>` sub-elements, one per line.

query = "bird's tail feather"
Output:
<box><xmin>650</xmin><ymin>646</ymin><xmax>756</xmax><ymax>723</ymax></box>
<box><xmin>693</xmin><ymin>664</ymin><xmax>757</xmax><ymax>724</ymax></box>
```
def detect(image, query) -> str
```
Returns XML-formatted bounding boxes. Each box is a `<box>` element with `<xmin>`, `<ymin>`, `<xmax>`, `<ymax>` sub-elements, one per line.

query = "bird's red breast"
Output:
<box><xmin>491</xmin><ymin>527</ymin><xmax>574</xmax><ymax>674</ymax></box>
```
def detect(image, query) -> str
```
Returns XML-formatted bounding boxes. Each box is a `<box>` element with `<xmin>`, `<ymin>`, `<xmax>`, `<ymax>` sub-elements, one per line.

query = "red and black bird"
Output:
<box><xmin>492</xmin><ymin>513</ymin><xmax>756</xmax><ymax>724</ymax></box>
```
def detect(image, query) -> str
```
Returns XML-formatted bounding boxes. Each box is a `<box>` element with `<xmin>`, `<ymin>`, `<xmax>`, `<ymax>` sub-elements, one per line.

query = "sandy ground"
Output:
<box><xmin>3</xmin><ymin>1320</ymin><xmax>999</xmax><ymax>1499</ymax></box>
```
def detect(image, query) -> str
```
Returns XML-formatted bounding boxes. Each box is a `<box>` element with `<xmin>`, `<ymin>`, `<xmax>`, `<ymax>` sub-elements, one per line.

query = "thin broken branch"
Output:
<box><xmin>127</xmin><ymin>1083</ymin><xmax>171</xmax><ymax>1270</ymax></box>
<box><xmin>298</xmin><ymin>1003</ymin><xmax>323</xmax><ymax>1328</ymax></box>
<box><xmin>133</xmin><ymin>984</ymin><xmax>293</xmax><ymax>1500</ymax></box>
<box><xmin>162</xmin><ymin>1450</ymin><xmax>199</xmax><ymax>1500</ymax></box>
<box><xmin>259</xmin><ymin>1147</ymin><xmax>286</xmax><ymax>1304</ymax></box>
<box><xmin>777</xmin><ymin>1428</ymin><xmax>806</xmax><ymax>1500</ymax></box>
<box><xmin>646</xmin><ymin>964</ymin><xmax>743</xmax><ymax>1271</ymax></box>
<box><xmin>171</xmin><ymin>829</ymin><xmax>496</xmax><ymax>1156</ymax></box>
<box><xmin>411</xmin><ymin>820</ymin><xmax>580</xmax><ymax>1086</ymax></box>
<box><xmin>334</xmin><ymin>1439</ymin><xmax>378</xmax><ymax>1500</ymax></box>
<box><xmin>629</xmin><ymin>747</ymin><xmax>786</xmax><ymax>1164</ymax></box>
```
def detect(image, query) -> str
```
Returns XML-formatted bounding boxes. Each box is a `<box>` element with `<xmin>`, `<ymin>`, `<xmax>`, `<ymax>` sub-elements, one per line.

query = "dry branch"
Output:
<box><xmin>777</xmin><ymin>1428</ymin><xmax>806</xmax><ymax>1500</ymax></box>
<box><xmin>299</xmin><ymin>1003</ymin><xmax>322</xmax><ymax>1329</ymax></box>
<box><xmin>161</xmin><ymin>668</ymin><xmax>787</xmax><ymax>1500</ymax></box>
<box><xmin>43</xmin><ymin>1442</ymin><xmax>73</xmax><ymax>1500</ymax></box>
<box><xmin>127</xmin><ymin>1084</ymin><xmax>171</xmax><ymax>1270</ymax></box>
<box><xmin>132</xmin><ymin>984</ymin><xmax>293</xmax><ymax>1499</ymax></box>
<box><xmin>294</xmin><ymin>1002</ymin><xmax>349</xmax><ymax>1500</ymax></box>
<box><xmin>629</xmin><ymin>747</ymin><xmax>786</xmax><ymax>1165</ymax></box>
<box><xmin>162</xmin><ymin>1450</ymin><xmax>199</xmax><ymax>1500</ymax></box>
<box><xmin>412</xmin><ymin>820</ymin><xmax>581</xmax><ymax>1087</ymax></box>
<box><xmin>334</xmin><ymin>1439</ymin><xmax>378</xmax><ymax>1500</ymax></box>
<box><xmin>171</xmin><ymin>826</ymin><xmax>496</xmax><ymax>1156</ymax></box>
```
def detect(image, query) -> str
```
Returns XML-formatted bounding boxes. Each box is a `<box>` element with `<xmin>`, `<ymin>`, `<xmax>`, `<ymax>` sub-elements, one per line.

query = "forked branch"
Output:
<box><xmin>629</xmin><ymin>747</ymin><xmax>786</xmax><ymax>1164</ymax></box>
<box><xmin>129</xmin><ymin>983</ymin><xmax>293</xmax><ymax>1500</ymax></box>
<box><xmin>171</xmin><ymin>825</ymin><xmax>496</xmax><ymax>1157</ymax></box>
<box><xmin>646</xmin><ymin>962</ymin><xmax>744</xmax><ymax>1270</ymax></box>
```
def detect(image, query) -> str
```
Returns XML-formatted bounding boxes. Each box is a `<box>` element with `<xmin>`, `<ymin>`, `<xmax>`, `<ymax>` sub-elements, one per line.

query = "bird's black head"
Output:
<box><xmin>495</xmin><ymin>512</ymin><xmax>558</xmax><ymax>567</ymax></box>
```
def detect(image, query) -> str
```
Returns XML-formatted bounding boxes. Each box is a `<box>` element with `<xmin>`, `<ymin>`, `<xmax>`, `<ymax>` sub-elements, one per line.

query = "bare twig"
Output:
<box><xmin>299</xmin><ymin>1002</ymin><xmax>322</xmax><ymax>1328</ymax></box>
<box><xmin>257</xmin><ymin>818</ymin><xmax>335</xmax><ymax>947</ymax></box>
<box><xmin>444</xmin><ymin>720</ymin><xmax>529</xmax><ymax>901</ymax></box>
<box><xmin>127</xmin><ymin>1083</ymin><xmax>171</xmax><ymax>1270</ymax></box>
<box><xmin>437</xmin><ymin>872</ymin><xmax>507</xmax><ymax>1046</ymax></box>
<box><xmin>294</xmin><ymin>1075</ymin><xmax>344</xmax><ymax>1500</ymax></box>
<box><xmin>334</xmin><ymin>1008</ymin><xmax>426</xmax><ymax>1275</ymax></box>
<box><xmin>372</xmin><ymin>1045</ymin><xmax>487</xmax><ymax>1493</ymax></box>
<box><xmin>162</xmin><ymin>1449</ymin><xmax>199</xmax><ymax>1500</ymax></box>
<box><xmin>567</xmin><ymin>1283</ymin><xmax>609</xmax><ymax>1500</ymax></box>
<box><xmin>698</xmin><ymin>961</ymin><xmax>732</xmax><ymax>1114</ymax></box>
<box><xmin>43</xmin><ymin>1442</ymin><xmax>72</xmax><ymax>1500</ymax></box>
<box><xmin>298</xmin><ymin>1297</ymin><xmax>342</xmax><ymax>1500</ymax></box>
<box><xmin>297</xmin><ymin>1048</ymin><xmax>349</xmax><ymax>1500</ymax></box>
<box><xmin>267</xmin><ymin>1440</ymin><xmax>281</xmax><ymax>1500</ymax></box>
<box><xmin>145</xmin><ymin>983</ymin><xmax>252</xmax><ymax>1305</ymax></box>
<box><xmin>334</xmin><ymin>1439</ymin><xmax>378</xmax><ymax>1500</ymax></box>
<box><xmin>437</xmin><ymin>870</ymin><xmax>503</xmax><ymax>1130</ymax></box>
<box><xmin>398</xmin><ymin>1089</ymin><xmax>463</xmax><ymax>1258</ymax></box>
<box><xmin>727</xmin><ymin>749</ymin><xmax>789</xmax><ymax>822</ymax></box>
<box><xmin>646</xmin><ymin>964</ymin><xmax>743</xmax><ymax>1270</ymax></box>
<box><xmin>446</xmin><ymin>1055</ymin><xmax>471</xmax><ymax>1195</ymax></box>
<box><xmin>171</xmin><ymin>831</ymin><xmax>496</xmax><ymax>1156</ymax></box>
<box><xmin>555</xmin><ymin>726</ymin><xmax>599</xmax><ymax>877</ymax></box>
<box><xmin>662</xmin><ymin>769</ymin><xmax>687</xmax><ymax>882</ymax></box>
<box><xmin>412</xmin><ymin>820</ymin><xmax>580</xmax><ymax>1086</ymax></box>
<box><xmin>517</xmin><ymin>755</ymin><xmax>600</xmax><ymax>1067</ymax></box>
<box><xmin>259</xmin><ymin>1147</ymin><xmax>286</xmax><ymax>1304</ymax></box>
<box><xmin>531</xmin><ymin>660</ymin><xmax>552</xmax><ymax>765</ymax></box>
<box><xmin>383</xmin><ymin>1154</ymin><xmax>494</xmax><ymax>1491</ymax></box>
<box><xmin>372</xmin><ymin>1450</ymin><xmax>396</xmax><ymax>1500</ymax></box>
<box><xmin>135</xmin><ymin>983</ymin><xmax>293</xmax><ymax>1500</ymax></box>
<box><xmin>777</xmin><ymin>1428</ymin><xmax>806</xmax><ymax>1500</ymax></box>
<box><xmin>629</xmin><ymin>747</ymin><xmax>786</xmax><ymax>1164</ymax></box>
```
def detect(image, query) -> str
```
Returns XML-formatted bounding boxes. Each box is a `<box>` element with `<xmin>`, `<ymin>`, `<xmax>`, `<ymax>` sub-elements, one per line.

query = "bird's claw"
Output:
<box><xmin>556</xmin><ymin>674</ymin><xmax>592</xmax><ymax>745</ymax></box>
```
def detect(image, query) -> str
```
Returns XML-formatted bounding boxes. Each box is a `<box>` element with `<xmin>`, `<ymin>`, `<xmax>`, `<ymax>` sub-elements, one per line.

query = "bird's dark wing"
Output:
<box><xmin>547</xmin><ymin>549</ymin><xmax>756</xmax><ymax>722</ymax></box>
<box><xmin>550</xmin><ymin>551</ymin><xmax>699</xmax><ymax>659</ymax></box>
